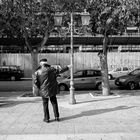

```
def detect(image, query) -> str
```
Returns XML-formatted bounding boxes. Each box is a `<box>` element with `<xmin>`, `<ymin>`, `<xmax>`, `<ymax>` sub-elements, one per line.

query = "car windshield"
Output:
<box><xmin>129</xmin><ymin>69</ymin><xmax>140</xmax><ymax>75</ymax></box>
<box><xmin>10</xmin><ymin>66</ymin><xmax>17</xmax><ymax>70</ymax></box>
<box><xmin>66</xmin><ymin>71</ymin><xmax>83</xmax><ymax>79</ymax></box>
<box><xmin>115</xmin><ymin>68</ymin><xmax>121</xmax><ymax>71</ymax></box>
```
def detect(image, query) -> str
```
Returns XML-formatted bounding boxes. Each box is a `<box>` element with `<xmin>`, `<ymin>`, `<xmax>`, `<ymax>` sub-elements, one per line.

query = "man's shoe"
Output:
<box><xmin>43</xmin><ymin>119</ymin><xmax>50</xmax><ymax>123</ymax></box>
<box><xmin>55</xmin><ymin>117</ymin><xmax>60</xmax><ymax>122</ymax></box>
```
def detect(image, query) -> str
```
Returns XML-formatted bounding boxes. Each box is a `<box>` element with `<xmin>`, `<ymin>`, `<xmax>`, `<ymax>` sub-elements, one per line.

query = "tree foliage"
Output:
<box><xmin>89</xmin><ymin>0</ymin><xmax>140</xmax><ymax>36</ymax></box>
<box><xmin>52</xmin><ymin>0</ymin><xmax>90</xmax><ymax>28</ymax></box>
<box><xmin>56</xmin><ymin>0</ymin><xmax>89</xmax><ymax>12</ymax></box>
<box><xmin>0</xmin><ymin>0</ymin><xmax>139</xmax><ymax>39</ymax></box>
<box><xmin>0</xmin><ymin>0</ymin><xmax>55</xmax><ymax>40</ymax></box>
<box><xmin>122</xmin><ymin>0</ymin><xmax>140</xmax><ymax>27</ymax></box>
<box><xmin>88</xmin><ymin>0</ymin><xmax>140</xmax><ymax>95</ymax></box>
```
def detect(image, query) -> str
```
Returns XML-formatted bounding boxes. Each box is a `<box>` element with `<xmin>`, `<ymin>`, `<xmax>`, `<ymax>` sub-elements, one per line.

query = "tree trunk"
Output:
<box><xmin>23</xmin><ymin>26</ymin><xmax>49</xmax><ymax>96</ymax></box>
<box><xmin>101</xmin><ymin>34</ymin><xmax>110</xmax><ymax>96</ymax></box>
<box><xmin>31</xmin><ymin>49</ymin><xmax>39</xmax><ymax>96</ymax></box>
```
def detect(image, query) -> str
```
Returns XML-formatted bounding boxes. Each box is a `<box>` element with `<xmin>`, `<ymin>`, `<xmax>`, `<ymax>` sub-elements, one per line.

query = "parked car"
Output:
<box><xmin>51</xmin><ymin>65</ymin><xmax>62</xmax><ymax>70</ymax></box>
<box><xmin>51</xmin><ymin>64</ymin><xmax>70</xmax><ymax>78</ymax></box>
<box><xmin>115</xmin><ymin>68</ymin><xmax>140</xmax><ymax>90</ymax></box>
<box><xmin>108</xmin><ymin>67</ymin><xmax>131</xmax><ymax>79</ymax></box>
<box><xmin>58</xmin><ymin>69</ymin><xmax>102</xmax><ymax>91</ymax></box>
<box><xmin>0</xmin><ymin>65</ymin><xmax>24</xmax><ymax>81</ymax></box>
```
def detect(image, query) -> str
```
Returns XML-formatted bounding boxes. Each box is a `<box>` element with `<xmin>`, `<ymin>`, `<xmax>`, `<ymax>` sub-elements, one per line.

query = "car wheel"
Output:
<box><xmin>108</xmin><ymin>74</ymin><xmax>113</xmax><ymax>80</ymax></box>
<box><xmin>59</xmin><ymin>84</ymin><xmax>67</xmax><ymax>91</ymax></box>
<box><xmin>127</xmin><ymin>82</ymin><xmax>136</xmax><ymax>90</ymax></box>
<box><xmin>97</xmin><ymin>83</ymin><xmax>102</xmax><ymax>90</ymax></box>
<box><xmin>11</xmin><ymin>76</ymin><xmax>16</xmax><ymax>81</ymax></box>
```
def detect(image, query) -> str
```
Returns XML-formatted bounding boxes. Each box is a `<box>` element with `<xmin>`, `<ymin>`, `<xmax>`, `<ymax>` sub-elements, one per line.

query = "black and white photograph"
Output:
<box><xmin>0</xmin><ymin>0</ymin><xmax>140</xmax><ymax>140</ymax></box>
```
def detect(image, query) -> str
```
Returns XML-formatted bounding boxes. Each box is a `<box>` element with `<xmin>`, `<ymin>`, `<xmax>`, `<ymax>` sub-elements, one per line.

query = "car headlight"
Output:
<box><xmin>119</xmin><ymin>78</ymin><xmax>126</xmax><ymax>82</ymax></box>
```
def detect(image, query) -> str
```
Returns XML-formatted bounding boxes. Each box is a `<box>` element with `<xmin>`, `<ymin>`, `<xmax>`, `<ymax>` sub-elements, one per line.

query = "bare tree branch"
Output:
<box><xmin>23</xmin><ymin>27</ymin><xmax>32</xmax><ymax>52</ymax></box>
<box><xmin>39</xmin><ymin>28</ymin><xmax>49</xmax><ymax>50</ymax></box>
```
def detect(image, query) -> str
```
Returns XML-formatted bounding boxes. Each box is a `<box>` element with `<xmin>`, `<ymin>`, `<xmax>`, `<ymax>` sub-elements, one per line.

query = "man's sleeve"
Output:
<box><xmin>34</xmin><ymin>71</ymin><xmax>40</xmax><ymax>89</ymax></box>
<box><xmin>56</xmin><ymin>66</ymin><xmax>69</xmax><ymax>74</ymax></box>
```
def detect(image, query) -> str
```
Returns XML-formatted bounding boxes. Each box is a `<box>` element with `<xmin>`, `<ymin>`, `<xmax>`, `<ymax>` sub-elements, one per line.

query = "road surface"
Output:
<box><xmin>0</xmin><ymin>79</ymin><xmax>119</xmax><ymax>92</ymax></box>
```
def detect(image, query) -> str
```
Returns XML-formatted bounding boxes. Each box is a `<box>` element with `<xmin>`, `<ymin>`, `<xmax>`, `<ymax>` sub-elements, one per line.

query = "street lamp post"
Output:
<box><xmin>54</xmin><ymin>10</ymin><xmax>90</xmax><ymax>105</ymax></box>
<box><xmin>138</xmin><ymin>0</ymin><xmax>140</xmax><ymax>34</ymax></box>
<box><xmin>69</xmin><ymin>12</ymin><xmax>76</xmax><ymax>104</ymax></box>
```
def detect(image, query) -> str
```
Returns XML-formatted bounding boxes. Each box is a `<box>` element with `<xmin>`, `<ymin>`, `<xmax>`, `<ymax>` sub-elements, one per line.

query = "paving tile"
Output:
<box><xmin>22</xmin><ymin>128</ymin><xmax>42</xmax><ymax>134</ymax></box>
<box><xmin>129</xmin><ymin>124</ymin><xmax>140</xmax><ymax>133</ymax></box>
<box><xmin>6</xmin><ymin>134</ymin><xmax>67</xmax><ymax>140</ymax></box>
<box><xmin>0</xmin><ymin>91</ymin><xmax>140</xmax><ymax>139</ymax></box>
<box><xmin>40</xmin><ymin>125</ymin><xmax>58</xmax><ymax>134</ymax></box>
<box><xmin>57</xmin><ymin>124</ymin><xmax>75</xmax><ymax>134</ymax></box>
<box><xmin>0</xmin><ymin>135</ymin><xmax>7</xmax><ymax>140</ymax></box>
<box><xmin>74</xmin><ymin>125</ymin><xmax>93</xmax><ymax>134</ymax></box>
<box><xmin>92</xmin><ymin>124</ymin><xmax>131</xmax><ymax>133</ymax></box>
<box><xmin>5</xmin><ymin>128</ymin><xmax>24</xmax><ymax>134</ymax></box>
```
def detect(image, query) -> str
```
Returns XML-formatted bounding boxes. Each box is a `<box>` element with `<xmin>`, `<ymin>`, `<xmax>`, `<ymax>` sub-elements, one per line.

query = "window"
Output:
<box><xmin>1</xmin><ymin>66</ymin><xmax>9</xmax><ymax>71</ymax></box>
<box><xmin>130</xmin><ymin>69</ymin><xmax>140</xmax><ymax>75</ymax></box>
<box><xmin>74</xmin><ymin>71</ymin><xmax>83</xmax><ymax>78</ymax></box>
<box><xmin>87</xmin><ymin>70</ymin><xmax>94</xmax><ymax>76</ymax></box>
<box><xmin>94</xmin><ymin>70</ymin><xmax>101</xmax><ymax>76</ymax></box>
<box><xmin>115</xmin><ymin>68</ymin><xmax>121</xmax><ymax>71</ymax></box>
<box><xmin>10</xmin><ymin>66</ymin><xmax>17</xmax><ymax>71</ymax></box>
<box><xmin>123</xmin><ymin>67</ymin><xmax>128</xmax><ymax>71</ymax></box>
<box><xmin>86</xmin><ymin>70</ymin><xmax>101</xmax><ymax>77</ymax></box>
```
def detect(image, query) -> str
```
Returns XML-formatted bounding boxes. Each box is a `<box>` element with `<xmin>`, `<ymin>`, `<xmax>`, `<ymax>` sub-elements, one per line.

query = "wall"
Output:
<box><xmin>0</xmin><ymin>52</ymin><xmax>140</xmax><ymax>78</ymax></box>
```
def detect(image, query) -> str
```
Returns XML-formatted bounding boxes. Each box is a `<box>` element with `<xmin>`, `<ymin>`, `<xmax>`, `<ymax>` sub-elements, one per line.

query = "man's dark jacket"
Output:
<box><xmin>34</xmin><ymin>65</ymin><xmax>69</xmax><ymax>98</ymax></box>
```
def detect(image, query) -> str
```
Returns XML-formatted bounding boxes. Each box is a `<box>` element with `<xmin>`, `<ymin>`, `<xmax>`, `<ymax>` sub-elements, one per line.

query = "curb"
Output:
<box><xmin>2</xmin><ymin>133</ymin><xmax>140</xmax><ymax>140</ymax></box>
<box><xmin>16</xmin><ymin>96</ymin><xmax>41</xmax><ymax>101</ymax></box>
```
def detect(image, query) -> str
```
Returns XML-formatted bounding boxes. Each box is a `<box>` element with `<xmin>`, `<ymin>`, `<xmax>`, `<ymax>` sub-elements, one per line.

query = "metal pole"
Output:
<box><xmin>69</xmin><ymin>12</ymin><xmax>76</xmax><ymax>104</ymax></box>
<box><xmin>138</xmin><ymin>0</ymin><xmax>140</xmax><ymax>34</ymax></box>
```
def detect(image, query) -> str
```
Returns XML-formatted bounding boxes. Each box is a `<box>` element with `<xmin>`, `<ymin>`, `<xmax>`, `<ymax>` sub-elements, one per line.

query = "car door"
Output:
<box><xmin>113</xmin><ymin>67</ymin><xmax>122</xmax><ymax>78</ymax></box>
<box><xmin>120</xmin><ymin>67</ymin><xmax>130</xmax><ymax>76</ymax></box>
<box><xmin>83</xmin><ymin>70</ymin><xmax>102</xmax><ymax>89</ymax></box>
<box><xmin>73</xmin><ymin>70</ymin><xmax>86</xmax><ymax>89</ymax></box>
<box><xmin>0</xmin><ymin>66</ymin><xmax>9</xmax><ymax>79</ymax></box>
<box><xmin>131</xmin><ymin>69</ymin><xmax>140</xmax><ymax>86</ymax></box>
<box><xmin>0</xmin><ymin>67</ymin><xmax>2</xmax><ymax>79</ymax></box>
<box><xmin>9</xmin><ymin>66</ymin><xmax>17</xmax><ymax>76</ymax></box>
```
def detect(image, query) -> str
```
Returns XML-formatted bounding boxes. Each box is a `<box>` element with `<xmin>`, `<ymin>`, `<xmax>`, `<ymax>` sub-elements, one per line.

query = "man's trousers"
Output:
<box><xmin>42</xmin><ymin>96</ymin><xmax>59</xmax><ymax>120</ymax></box>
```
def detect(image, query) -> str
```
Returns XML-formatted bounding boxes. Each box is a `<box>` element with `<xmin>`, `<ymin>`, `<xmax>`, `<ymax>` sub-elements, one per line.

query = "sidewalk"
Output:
<box><xmin>0</xmin><ymin>90</ymin><xmax>140</xmax><ymax>140</ymax></box>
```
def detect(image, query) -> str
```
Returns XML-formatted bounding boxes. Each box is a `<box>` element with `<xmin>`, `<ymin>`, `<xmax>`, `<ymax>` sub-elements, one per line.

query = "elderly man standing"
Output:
<box><xmin>34</xmin><ymin>58</ymin><xmax>70</xmax><ymax>123</ymax></box>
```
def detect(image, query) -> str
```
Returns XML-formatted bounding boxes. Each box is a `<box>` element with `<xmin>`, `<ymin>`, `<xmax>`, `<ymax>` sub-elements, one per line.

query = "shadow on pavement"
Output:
<box><xmin>61</xmin><ymin>105</ymin><xmax>135</xmax><ymax>121</ymax></box>
<box><xmin>0</xmin><ymin>100</ymin><xmax>40</xmax><ymax>108</ymax></box>
<box><xmin>76</xmin><ymin>96</ymin><xmax>122</xmax><ymax>104</ymax></box>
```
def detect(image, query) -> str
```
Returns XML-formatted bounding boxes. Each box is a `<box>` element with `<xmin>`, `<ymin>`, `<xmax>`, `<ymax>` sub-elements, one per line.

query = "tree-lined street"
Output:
<box><xmin>0</xmin><ymin>79</ymin><xmax>32</xmax><ymax>92</ymax></box>
<box><xmin>1</xmin><ymin>0</ymin><xmax>139</xmax><ymax>97</ymax></box>
<box><xmin>0</xmin><ymin>79</ymin><xmax>124</xmax><ymax>92</ymax></box>
<box><xmin>0</xmin><ymin>0</ymin><xmax>140</xmax><ymax>139</ymax></box>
